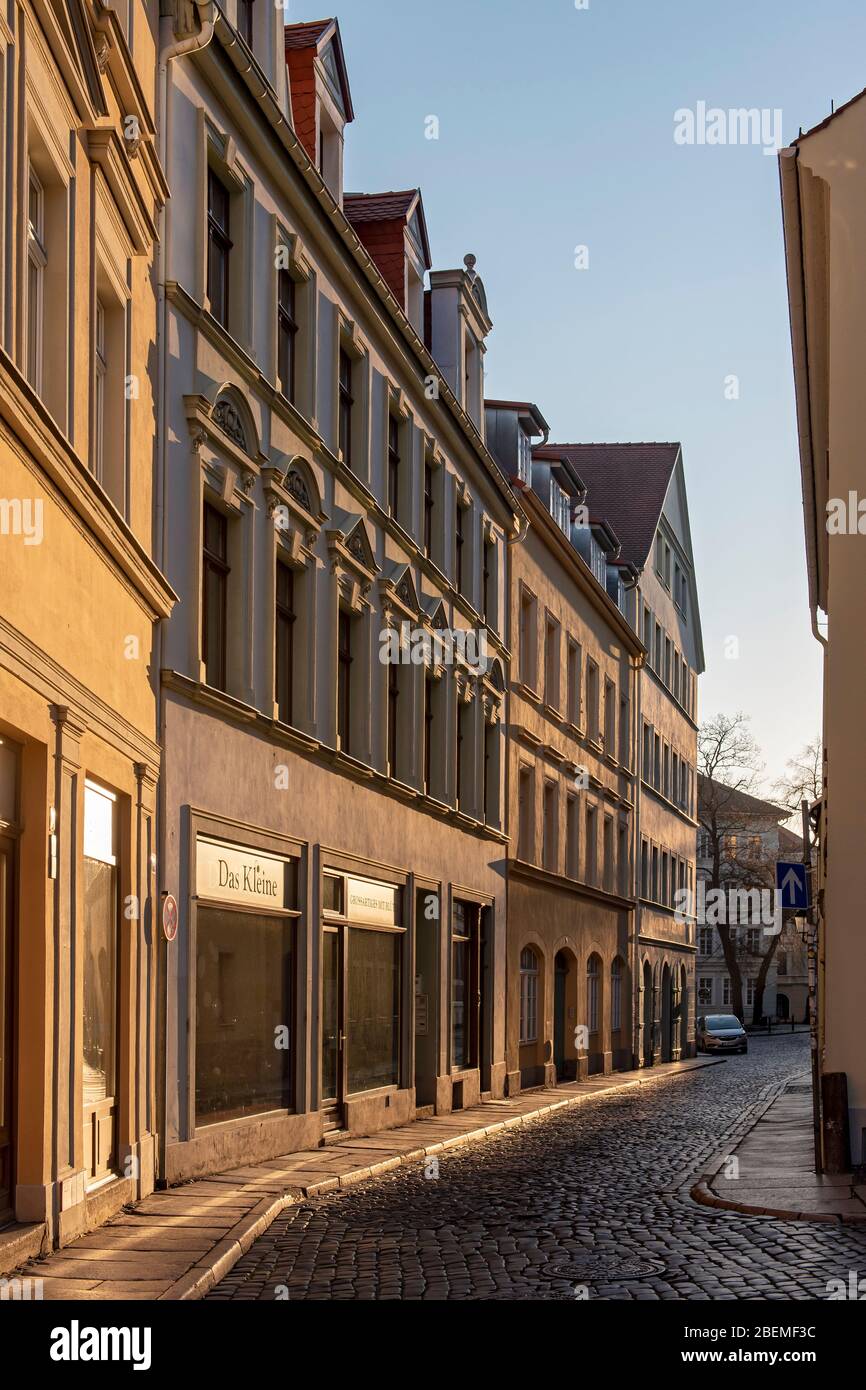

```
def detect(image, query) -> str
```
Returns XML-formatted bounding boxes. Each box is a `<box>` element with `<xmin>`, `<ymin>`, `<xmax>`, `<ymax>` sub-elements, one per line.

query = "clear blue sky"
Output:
<box><xmin>326</xmin><ymin>0</ymin><xmax>863</xmax><ymax>784</ymax></box>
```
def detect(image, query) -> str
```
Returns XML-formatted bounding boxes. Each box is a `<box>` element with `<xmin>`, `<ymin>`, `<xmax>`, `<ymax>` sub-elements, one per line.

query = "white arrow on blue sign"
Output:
<box><xmin>776</xmin><ymin>861</ymin><xmax>810</xmax><ymax>910</ymax></box>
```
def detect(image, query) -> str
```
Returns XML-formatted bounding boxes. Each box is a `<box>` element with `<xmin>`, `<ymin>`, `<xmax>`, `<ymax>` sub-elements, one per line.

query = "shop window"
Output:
<box><xmin>346</xmin><ymin>928</ymin><xmax>400</xmax><ymax>1092</ymax></box>
<box><xmin>611</xmin><ymin>958</ymin><xmax>623</xmax><ymax>1033</ymax></box>
<box><xmin>195</xmin><ymin>905</ymin><xmax>294</xmax><ymax>1124</ymax></box>
<box><xmin>587</xmin><ymin>954</ymin><xmax>600</xmax><ymax>1035</ymax></box>
<box><xmin>451</xmin><ymin>899</ymin><xmax>480</xmax><ymax>1070</ymax></box>
<box><xmin>519</xmin><ymin>947</ymin><xmax>539</xmax><ymax>1045</ymax></box>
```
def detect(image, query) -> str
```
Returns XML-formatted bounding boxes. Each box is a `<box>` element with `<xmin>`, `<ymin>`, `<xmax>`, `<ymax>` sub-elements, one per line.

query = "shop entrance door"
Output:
<box><xmin>82</xmin><ymin>782</ymin><xmax>119</xmax><ymax>1187</ymax></box>
<box><xmin>0</xmin><ymin>836</ymin><xmax>15</xmax><ymax>1225</ymax></box>
<box><xmin>321</xmin><ymin>926</ymin><xmax>345</xmax><ymax>1131</ymax></box>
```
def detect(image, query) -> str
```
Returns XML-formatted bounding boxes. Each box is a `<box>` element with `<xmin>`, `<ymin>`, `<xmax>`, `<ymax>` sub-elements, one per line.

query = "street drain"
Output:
<box><xmin>538</xmin><ymin>1255</ymin><xmax>666</xmax><ymax>1283</ymax></box>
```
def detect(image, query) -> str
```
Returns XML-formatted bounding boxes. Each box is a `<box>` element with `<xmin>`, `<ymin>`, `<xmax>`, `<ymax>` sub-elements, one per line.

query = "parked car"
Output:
<box><xmin>696</xmin><ymin>1014</ymin><xmax>748</xmax><ymax>1054</ymax></box>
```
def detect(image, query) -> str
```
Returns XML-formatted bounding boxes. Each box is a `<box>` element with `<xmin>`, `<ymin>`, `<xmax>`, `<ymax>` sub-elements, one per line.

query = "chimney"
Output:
<box><xmin>344</xmin><ymin>190</ymin><xmax>431</xmax><ymax>333</ymax></box>
<box><xmin>284</xmin><ymin>18</ymin><xmax>354</xmax><ymax>205</ymax></box>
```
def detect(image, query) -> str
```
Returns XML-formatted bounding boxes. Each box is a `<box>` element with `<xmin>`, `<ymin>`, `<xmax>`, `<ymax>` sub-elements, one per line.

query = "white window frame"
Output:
<box><xmin>519</xmin><ymin>947</ymin><xmax>539</xmax><ymax>1044</ymax></box>
<box><xmin>27</xmin><ymin>167</ymin><xmax>47</xmax><ymax>393</ymax></box>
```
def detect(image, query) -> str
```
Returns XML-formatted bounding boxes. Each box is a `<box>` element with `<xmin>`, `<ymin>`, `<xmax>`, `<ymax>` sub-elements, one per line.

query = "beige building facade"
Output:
<box><xmin>0</xmin><ymin>1</ymin><xmax>173</xmax><ymax>1262</ymax></box>
<box><xmin>780</xmin><ymin>89</ymin><xmax>866</xmax><ymax>1164</ymax></box>
<box><xmin>156</xmin><ymin>6</ymin><xmax>520</xmax><ymax>1183</ymax></box>
<box><xmin>487</xmin><ymin>404</ymin><xmax>644</xmax><ymax>1090</ymax></box>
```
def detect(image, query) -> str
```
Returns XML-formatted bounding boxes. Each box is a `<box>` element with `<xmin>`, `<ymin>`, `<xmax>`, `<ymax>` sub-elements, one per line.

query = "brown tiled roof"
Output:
<box><xmin>698</xmin><ymin>774</ymin><xmax>788</xmax><ymax>822</ymax></box>
<box><xmin>344</xmin><ymin>190</ymin><xmax>418</xmax><ymax>222</ymax></box>
<box><xmin>535</xmin><ymin>442</ymin><xmax>680</xmax><ymax>567</ymax></box>
<box><xmin>283</xmin><ymin>19</ymin><xmax>334</xmax><ymax>50</ymax></box>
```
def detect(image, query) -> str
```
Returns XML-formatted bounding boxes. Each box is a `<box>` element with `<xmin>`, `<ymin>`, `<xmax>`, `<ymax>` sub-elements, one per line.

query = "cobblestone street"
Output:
<box><xmin>207</xmin><ymin>1034</ymin><xmax>866</xmax><ymax>1301</ymax></box>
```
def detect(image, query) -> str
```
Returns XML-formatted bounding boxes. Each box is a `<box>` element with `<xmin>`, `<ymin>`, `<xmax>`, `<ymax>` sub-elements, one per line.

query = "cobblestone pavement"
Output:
<box><xmin>207</xmin><ymin>1035</ymin><xmax>866</xmax><ymax>1301</ymax></box>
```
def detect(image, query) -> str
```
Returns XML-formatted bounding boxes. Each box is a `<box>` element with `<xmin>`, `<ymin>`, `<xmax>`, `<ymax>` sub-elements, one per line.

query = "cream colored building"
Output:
<box><xmin>536</xmin><ymin>444</ymin><xmax>704</xmax><ymax>1065</ymax></box>
<box><xmin>155</xmin><ymin>5</ymin><xmax>520</xmax><ymax>1181</ymax></box>
<box><xmin>486</xmin><ymin>404</ymin><xmax>644</xmax><ymax>1089</ymax></box>
<box><xmin>0</xmin><ymin>2</ymin><xmax>173</xmax><ymax>1263</ymax></box>
<box><xmin>780</xmin><ymin>89</ymin><xmax>866</xmax><ymax>1164</ymax></box>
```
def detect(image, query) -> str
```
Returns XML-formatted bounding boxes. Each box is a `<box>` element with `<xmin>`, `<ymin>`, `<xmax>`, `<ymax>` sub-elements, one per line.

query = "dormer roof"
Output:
<box><xmin>284</xmin><ymin>18</ymin><xmax>354</xmax><ymax>120</ymax></box>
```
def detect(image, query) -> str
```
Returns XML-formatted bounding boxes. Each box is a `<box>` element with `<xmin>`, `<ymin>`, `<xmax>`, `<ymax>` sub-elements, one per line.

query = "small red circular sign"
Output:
<box><xmin>162</xmin><ymin>893</ymin><xmax>179</xmax><ymax>942</ymax></box>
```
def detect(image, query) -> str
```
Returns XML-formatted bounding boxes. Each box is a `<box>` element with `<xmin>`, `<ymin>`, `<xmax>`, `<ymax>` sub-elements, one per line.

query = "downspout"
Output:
<box><xmin>153</xmin><ymin>0</ymin><xmax>216</xmax><ymax>1182</ymax></box>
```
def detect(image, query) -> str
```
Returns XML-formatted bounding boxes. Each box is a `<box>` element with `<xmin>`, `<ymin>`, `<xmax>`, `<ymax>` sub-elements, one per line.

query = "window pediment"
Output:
<box><xmin>327</xmin><ymin>511</ymin><xmax>378</xmax><ymax>582</ymax></box>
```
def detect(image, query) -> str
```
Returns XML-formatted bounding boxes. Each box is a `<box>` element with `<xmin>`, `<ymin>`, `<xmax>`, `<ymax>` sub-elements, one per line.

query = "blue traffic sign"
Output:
<box><xmin>776</xmin><ymin>861</ymin><xmax>810</xmax><ymax>910</ymax></box>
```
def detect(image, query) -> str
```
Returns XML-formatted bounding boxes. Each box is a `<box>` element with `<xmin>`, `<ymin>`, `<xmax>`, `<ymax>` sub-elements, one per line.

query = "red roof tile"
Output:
<box><xmin>535</xmin><ymin>442</ymin><xmax>680</xmax><ymax>567</ymax></box>
<box><xmin>283</xmin><ymin>19</ymin><xmax>335</xmax><ymax>51</ymax></box>
<box><xmin>344</xmin><ymin>190</ymin><xmax>418</xmax><ymax>222</ymax></box>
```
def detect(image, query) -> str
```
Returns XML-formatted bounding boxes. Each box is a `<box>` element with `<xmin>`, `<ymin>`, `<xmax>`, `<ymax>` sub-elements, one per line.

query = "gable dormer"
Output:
<box><xmin>344</xmin><ymin>189</ymin><xmax>431</xmax><ymax>333</ymax></box>
<box><xmin>426</xmin><ymin>255</ymin><xmax>492</xmax><ymax>434</ymax></box>
<box><xmin>284</xmin><ymin>18</ymin><xmax>354</xmax><ymax>205</ymax></box>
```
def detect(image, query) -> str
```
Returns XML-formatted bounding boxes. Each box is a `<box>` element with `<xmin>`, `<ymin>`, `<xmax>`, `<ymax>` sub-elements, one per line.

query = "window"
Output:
<box><xmin>277</xmin><ymin>270</ymin><xmax>298</xmax><ymax>402</ymax></box>
<box><xmin>519</xmin><ymin>947</ymin><xmax>539</xmax><ymax>1045</ymax></box>
<box><xmin>641</xmin><ymin>839</ymin><xmax>649</xmax><ymax>896</ymax></box>
<box><xmin>387</xmin><ymin>656</ymin><xmax>399</xmax><ymax>777</ymax></box>
<box><xmin>655</xmin><ymin>532</ymin><xmax>663</xmax><ymax>576</ymax></box>
<box><xmin>778</xmin><ymin>950</ymin><xmax>788</xmax><ymax>975</ymax></box>
<box><xmin>664</xmin><ymin>541</ymin><xmax>671</xmax><ymax>589</ymax></box>
<box><xmin>587</xmin><ymin>955</ymin><xmax>600</xmax><ymax>1034</ymax></box>
<box><xmin>424</xmin><ymin>461</ymin><xmax>434</xmax><ymax>557</ymax></box>
<box><xmin>603</xmin><ymin>815</ymin><xmax>614</xmax><ymax>892</ymax></box>
<box><xmin>665</xmin><ymin>636</ymin><xmax>672</xmax><ymax>688</ymax></box>
<box><xmin>455</xmin><ymin>502</ymin><xmax>466</xmax><ymax>595</ymax></box>
<box><xmin>567</xmin><ymin>640</ymin><xmax>581</xmax><ymax>725</ymax></box>
<box><xmin>698</xmin><ymin>977</ymin><xmax>713</xmax><ymax>1006</ymax></box>
<box><xmin>654</xmin><ymin>622</ymin><xmax>662</xmax><ymax>674</ymax></box>
<box><xmin>82</xmin><ymin>781</ymin><xmax>119</xmax><ymax>1181</ymax></box>
<box><xmin>26</xmin><ymin>168</ymin><xmax>46</xmax><ymax>391</ymax></box>
<box><xmin>585</xmin><ymin>804</ymin><xmax>596</xmax><ymax>884</ymax></box>
<box><xmin>196</xmin><ymin>905</ymin><xmax>294</xmax><ymax>1123</ymax></box>
<box><xmin>94</xmin><ymin>299</ymin><xmax>107</xmax><ymax>485</ymax></box>
<box><xmin>387</xmin><ymin>413</ymin><xmax>400</xmax><ymax>517</ymax></box>
<box><xmin>202</xmin><ymin>503</ymin><xmax>229</xmax><ymax>690</ymax></box>
<box><xmin>566</xmin><ymin>795</ymin><xmax>579</xmax><ymax>878</ymax></box>
<box><xmin>338</xmin><ymin>348</ymin><xmax>353</xmax><ymax>464</ymax></box>
<box><xmin>275</xmin><ymin>560</ymin><xmax>295</xmax><ymax>724</ymax></box>
<box><xmin>423</xmin><ymin>674</ymin><xmax>433</xmax><ymax>794</ymax></box>
<box><xmin>611</xmin><ymin>958</ymin><xmax>623</xmax><ymax>1032</ymax></box>
<box><xmin>661</xmin><ymin>850</ymin><xmax>669</xmax><ymax>906</ymax></box>
<box><xmin>544</xmin><ymin>616</ymin><xmax>560</xmax><ymax>710</ymax></box>
<box><xmin>518</xmin><ymin>766</ymin><xmax>533</xmax><ymax>861</ymax></box>
<box><xmin>642</xmin><ymin>721</ymin><xmax>652</xmax><ymax>778</ymax></box>
<box><xmin>604</xmin><ymin>678</ymin><xmax>615</xmax><ymax>753</ymax></box>
<box><xmin>482</xmin><ymin>536</ymin><xmax>494</xmax><ymax>624</ymax></box>
<box><xmin>618</xmin><ymin>823</ymin><xmax>628</xmax><ymax>895</ymax></box>
<box><xmin>651</xmin><ymin>845</ymin><xmax>659</xmax><ymax>901</ymax></box>
<box><xmin>207</xmin><ymin>168</ymin><xmax>232</xmax><ymax>328</ymax></box>
<box><xmin>347</xmin><ymin>926</ymin><xmax>401</xmax><ymax>1092</ymax></box>
<box><xmin>653</xmin><ymin>732</ymin><xmax>661</xmax><ymax>789</ymax></box>
<box><xmin>586</xmin><ymin>660</ymin><xmax>600</xmax><ymax>742</ymax></box>
<box><xmin>237</xmin><ymin>0</ymin><xmax>254</xmax><ymax>46</ymax></box>
<box><xmin>483</xmin><ymin>720</ymin><xmax>498</xmax><ymax>824</ymax></box>
<box><xmin>663</xmin><ymin>744</ymin><xmax>670</xmax><ymax>799</ymax></box>
<box><xmin>337</xmin><ymin>610</ymin><xmax>353</xmax><ymax>751</ymax></box>
<box><xmin>619</xmin><ymin>694</ymin><xmax>629</xmax><ymax>766</ymax></box>
<box><xmin>722</xmin><ymin>977</ymin><xmax>732</xmax><ymax>1007</ymax></box>
<box><xmin>543</xmin><ymin>781</ymin><xmax>558</xmax><ymax>872</ymax></box>
<box><xmin>452</xmin><ymin>900</ymin><xmax>481</xmax><ymax>1069</ymax></box>
<box><xmin>699</xmin><ymin>926</ymin><xmax>714</xmax><ymax>956</ymax></box>
<box><xmin>519</xmin><ymin>589</ymin><xmax>538</xmax><ymax>689</ymax></box>
<box><xmin>642</xmin><ymin>603</ymin><xmax>652</xmax><ymax>652</ymax></box>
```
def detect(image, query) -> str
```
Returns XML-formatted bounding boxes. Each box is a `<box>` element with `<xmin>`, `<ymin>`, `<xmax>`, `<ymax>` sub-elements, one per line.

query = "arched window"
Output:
<box><xmin>587</xmin><ymin>954</ymin><xmax>601</xmax><ymax>1034</ymax></box>
<box><xmin>519</xmin><ymin>947</ymin><xmax>539</xmax><ymax>1044</ymax></box>
<box><xmin>611</xmin><ymin>957</ymin><xmax>624</xmax><ymax>1033</ymax></box>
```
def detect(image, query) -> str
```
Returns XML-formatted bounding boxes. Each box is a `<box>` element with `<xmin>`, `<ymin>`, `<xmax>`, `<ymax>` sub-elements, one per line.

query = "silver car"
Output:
<box><xmin>696</xmin><ymin>1014</ymin><xmax>748</xmax><ymax>1054</ymax></box>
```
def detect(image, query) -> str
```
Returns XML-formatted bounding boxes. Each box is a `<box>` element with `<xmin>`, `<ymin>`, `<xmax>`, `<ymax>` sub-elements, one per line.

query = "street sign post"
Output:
<box><xmin>776</xmin><ymin>860</ymin><xmax>810</xmax><ymax>911</ymax></box>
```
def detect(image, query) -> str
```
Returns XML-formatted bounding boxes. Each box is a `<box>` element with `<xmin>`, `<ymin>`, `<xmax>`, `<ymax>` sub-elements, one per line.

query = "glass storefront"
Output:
<box><xmin>194</xmin><ymin>837</ymin><xmax>298</xmax><ymax>1127</ymax></box>
<box><xmin>346</xmin><ymin>926</ymin><xmax>400</xmax><ymax>1093</ymax></box>
<box><xmin>82</xmin><ymin>780</ymin><xmax>119</xmax><ymax>1184</ymax></box>
<box><xmin>196</xmin><ymin>906</ymin><xmax>294</xmax><ymax>1124</ymax></box>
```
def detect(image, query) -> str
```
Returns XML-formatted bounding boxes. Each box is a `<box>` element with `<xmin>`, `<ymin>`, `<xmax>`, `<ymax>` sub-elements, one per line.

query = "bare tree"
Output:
<box><xmin>771</xmin><ymin>736</ymin><xmax>822</xmax><ymax>821</ymax></box>
<box><xmin>698</xmin><ymin>712</ymin><xmax>776</xmax><ymax>1025</ymax></box>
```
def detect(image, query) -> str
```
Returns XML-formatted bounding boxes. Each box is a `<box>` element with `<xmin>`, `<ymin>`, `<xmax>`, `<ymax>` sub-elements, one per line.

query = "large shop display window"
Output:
<box><xmin>195</xmin><ymin>839</ymin><xmax>298</xmax><ymax>1126</ymax></box>
<box><xmin>83</xmin><ymin>780</ymin><xmax>119</xmax><ymax>1185</ymax></box>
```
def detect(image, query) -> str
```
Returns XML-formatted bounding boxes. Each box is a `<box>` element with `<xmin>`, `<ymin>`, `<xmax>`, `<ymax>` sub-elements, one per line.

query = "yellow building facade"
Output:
<box><xmin>0</xmin><ymin>2</ymin><xmax>173</xmax><ymax>1264</ymax></box>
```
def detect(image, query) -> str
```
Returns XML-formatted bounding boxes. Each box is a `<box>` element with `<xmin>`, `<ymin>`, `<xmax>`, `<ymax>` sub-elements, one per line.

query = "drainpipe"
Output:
<box><xmin>153</xmin><ymin>0</ymin><xmax>216</xmax><ymax>1182</ymax></box>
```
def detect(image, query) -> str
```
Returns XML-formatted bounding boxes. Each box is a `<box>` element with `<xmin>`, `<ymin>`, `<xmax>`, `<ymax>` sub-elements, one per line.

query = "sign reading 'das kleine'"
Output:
<box><xmin>196</xmin><ymin>837</ymin><xmax>288</xmax><ymax>909</ymax></box>
<box><xmin>346</xmin><ymin>876</ymin><xmax>399</xmax><ymax>926</ymax></box>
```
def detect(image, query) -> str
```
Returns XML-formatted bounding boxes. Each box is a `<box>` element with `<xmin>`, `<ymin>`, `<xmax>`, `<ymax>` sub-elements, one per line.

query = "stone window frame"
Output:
<box><xmin>334</xmin><ymin>310</ymin><xmax>370</xmax><ymax>479</ymax></box>
<box><xmin>199</xmin><ymin>119</ymin><xmax>254</xmax><ymax>352</ymax></box>
<box><xmin>273</xmin><ymin>220</ymin><xmax>317</xmax><ymax>424</ymax></box>
<box><xmin>263</xmin><ymin>454</ymin><xmax>326</xmax><ymax>736</ymax></box>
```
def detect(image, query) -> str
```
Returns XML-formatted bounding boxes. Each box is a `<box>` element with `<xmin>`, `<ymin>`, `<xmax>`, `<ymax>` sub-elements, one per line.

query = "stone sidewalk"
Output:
<box><xmin>693</xmin><ymin>1078</ymin><xmax>866</xmax><ymax>1222</ymax></box>
<box><xmin>11</xmin><ymin>1057</ymin><xmax>718</xmax><ymax>1301</ymax></box>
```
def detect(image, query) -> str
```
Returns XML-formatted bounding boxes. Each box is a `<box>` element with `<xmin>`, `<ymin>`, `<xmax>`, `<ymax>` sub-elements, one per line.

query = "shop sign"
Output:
<box><xmin>196</xmin><ymin>838</ymin><xmax>287</xmax><ymax>909</ymax></box>
<box><xmin>346</xmin><ymin>876</ymin><xmax>398</xmax><ymax>926</ymax></box>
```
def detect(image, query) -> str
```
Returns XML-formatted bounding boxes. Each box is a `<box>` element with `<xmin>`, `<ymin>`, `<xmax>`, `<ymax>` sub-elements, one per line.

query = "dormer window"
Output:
<box><xmin>517</xmin><ymin>429</ymin><xmax>532</xmax><ymax>484</ymax></box>
<box><xmin>285</xmin><ymin>20</ymin><xmax>354</xmax><ymax>206</ymax></box>
<box><xmin>237</xmin><ymin>0</ymin><xmax>254</xmax><ymax>47</ymax></box>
